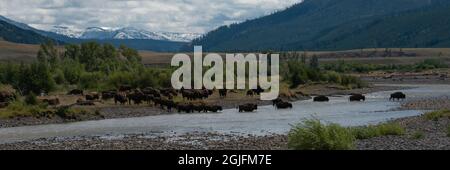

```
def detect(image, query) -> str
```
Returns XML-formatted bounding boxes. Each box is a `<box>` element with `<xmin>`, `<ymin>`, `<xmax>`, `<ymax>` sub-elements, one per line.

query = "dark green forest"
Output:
<box><xmin>190</xmin><ymin>0</ymin><xmax>450</xmax><ymax>52</ymax></box>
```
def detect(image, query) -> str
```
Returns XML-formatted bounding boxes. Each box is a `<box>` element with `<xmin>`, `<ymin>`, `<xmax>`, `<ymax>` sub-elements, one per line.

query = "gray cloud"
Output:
<box><xmin>0</xmin><ymin>0</ymin><xmax>301</xmax><ymax>33</ymax></box>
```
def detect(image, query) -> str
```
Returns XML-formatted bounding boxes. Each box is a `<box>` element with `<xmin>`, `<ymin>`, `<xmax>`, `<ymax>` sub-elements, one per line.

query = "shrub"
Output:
<box><xmin>349</xmin><ymin>122</ymin><xmax>405</xmax><ymax>140</ymax></box>
<box><xmin>424</xmin><ymin>110</ymin><xmax>450</xmax><ymax>121</ymax></box>
<box><xmin>24</xmin><ymin>92</ymin><xmax>38</xmax><ymax>105</ymax></box>
<box><xmin>288</xmin><ymin>119</ymin><xmax>355</xmax><ymax>150</ymax></box>
<box><xmin>412</xmin><ymin>131</ymin><xmax>424</xmax><ymax>139</ymax></box>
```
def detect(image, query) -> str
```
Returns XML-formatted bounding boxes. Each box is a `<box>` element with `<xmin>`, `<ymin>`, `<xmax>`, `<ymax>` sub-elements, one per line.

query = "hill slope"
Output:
<box><xmin>190</xmin><ymin>0</ymin><xmax>450</xmax><ymax>52</ymax></box>
<box><xmin>0</xmin><ymin>20</ymin><xmax>56</xmax><ymax>44</ymax></box>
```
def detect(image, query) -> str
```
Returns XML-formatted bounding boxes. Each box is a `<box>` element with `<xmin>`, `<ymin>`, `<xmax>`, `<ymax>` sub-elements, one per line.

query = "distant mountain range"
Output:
<box><xmin>0</xmin><ymin>15</ymin><xmax>200</xmax><ymax>52</ymax></box>
<box><xmin>190</xmin><ymin>0</ymin><xmax>450</xmax><ymax>52</ymax></box>
<box><xmin>50</xmin><ymin>26</ymin><xmax>201</xmax><ymax>42</ymax></box>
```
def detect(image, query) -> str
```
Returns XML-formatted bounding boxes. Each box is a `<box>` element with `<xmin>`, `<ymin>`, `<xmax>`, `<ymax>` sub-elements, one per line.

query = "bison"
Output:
<box><xmin>313</xmin><ymin>95</ymin><xmax>329</xmax><ymax>102</ymax></box>
<box><xmin>390</xmin><ymin>92</ymin><xmax>406</xmax><ymax>101</ymax></box>
<box><xmin>118</xmin><ymin>85</ymin><xmax>133</xmax><ymax>92</ymax></box>
<box><xmin>272</xmin><ymin>98</ymin><xmax>283</xmax><ymax>106</ymax></box>
<box><xmin>67</xmin><ymin>89</ymin><xmax>83</xmax><ymax>95</ymax></box>
<box><xmin>114</xmin><ymin>93</ymin><xmax>128</xmax><ymax>105</ymax></box>
<box><xmin>205</xmin><ymin>105</ymin><xmax>223</xmax><ymax>113</ymax></box>
<box><xmin>85</xmin><ymin>93</ymin><xmax>100</xmax><ymax>101</ymax></box>
<box><xmin>0</xmin><ymin>91</ymin><xmax>15</xmax><ymax>103</ymax></box>
<box><xmin>275</xmin><ymin>101</ymin><xmax>293</xmax><ymax>109</ymax></box>
<box><xmin>238</xmin><ymin>103</ymin><xmax>258</xmax><ymax>112</ymax></box>
<box><xmin>219</xmin><ymin>89</ymin><xmax>227</xmax><ymax>98</ymax></box>
<box><xmin>349</xmin><ymin>94</ymin><xmax>366</xmax><ymax>102</ymax></box>
<box><xmin>42</xmin><ymin>98</ymin><xmax>60</xmax><ymax>106</ymax></box>
<box><xmin>176</xmin><ymin>103</ymin><xmax>194</xmax><ymax>113</ymax></box>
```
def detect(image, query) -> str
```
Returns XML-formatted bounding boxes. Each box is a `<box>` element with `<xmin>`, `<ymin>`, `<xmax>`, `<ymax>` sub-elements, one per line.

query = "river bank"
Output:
<box><xmin>0</xmin><ymin>84</ymin><xmax>401</xmax><ymax>128</ymax></box>
<box><xmin>1</xmin><ymin>111</ymin><xmax>447</xmax><ymax>150</ymax></box>
<box><xmin>0</xmin><ymin>83</ymin><xmax>448</xmax><ymax>150</ymax></box>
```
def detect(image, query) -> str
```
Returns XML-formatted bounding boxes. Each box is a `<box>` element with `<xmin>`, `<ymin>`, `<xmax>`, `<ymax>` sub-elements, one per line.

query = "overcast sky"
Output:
<box><xmin>0</xmin><ymin>0</ymin><xmax>301</xmax><ymax>33</ymax></box>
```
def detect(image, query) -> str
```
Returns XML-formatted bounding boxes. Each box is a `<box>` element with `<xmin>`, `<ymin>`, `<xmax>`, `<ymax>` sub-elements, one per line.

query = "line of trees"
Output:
<box><xmin>0</xmin><ymin>41</ymin><xmax>172</xmax><ymax>95</ymax></box>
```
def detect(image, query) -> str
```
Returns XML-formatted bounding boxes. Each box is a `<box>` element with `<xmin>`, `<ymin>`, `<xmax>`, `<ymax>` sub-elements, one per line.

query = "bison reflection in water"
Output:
<box><xmin>313</xmin><ymin>95</ymin><xmax>329</xmax><ymax>102</ymax></box>
<box><xmin>349</xmin><ymin>94</ymin><xmax>366</xmax><ymax>102</ymax></box>
<box><xmin>390</xmin><ymin>92</ymin><xmax>406</xmax><ymax>101</ymax></box>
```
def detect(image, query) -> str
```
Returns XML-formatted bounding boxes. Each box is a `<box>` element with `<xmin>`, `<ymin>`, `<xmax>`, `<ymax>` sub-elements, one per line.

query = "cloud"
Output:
<box><xmin>0</xmin><ymin>0</ymin><xmax>301</xmax><ymax>33</ymax></box>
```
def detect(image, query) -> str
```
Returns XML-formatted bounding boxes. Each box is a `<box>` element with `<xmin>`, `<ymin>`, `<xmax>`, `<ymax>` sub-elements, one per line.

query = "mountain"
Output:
<box><xmin>51</xmin><ymin>26</ymin><xmax>201</xmax><ymax>42</ymax></box>
<box><xmin>190</xmin><ymin>0</ymin><xmax>450</xmax><ymax>52</ymax></box>
<box><xmin>0</xmin><ymin>15</ymin><xmax>191</xmax><ymax>52</ymax></box>
<box><xmin>0</xmin><ymin>20</ymin><xmax>57</xmax><ymax>44</ymax></box>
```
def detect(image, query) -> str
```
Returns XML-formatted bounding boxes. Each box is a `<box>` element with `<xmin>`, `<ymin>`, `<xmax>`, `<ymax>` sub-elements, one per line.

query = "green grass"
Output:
<box><xmin>447</xmin><ymin>126</ymin><xmax>450</xmax><ymax>138</ymax></box>
<box><xmin>0</xmin><ymin>100</ymin><xmax>51</xmax><ymax>119</ymax></box>
<box><xmin>349</xmin><ymin>122</ymin><xmax>405</xmax><ymax>140</ymax></box>
<box><xmin>424</xmin><ymin>110</ymin><xmax>450</xmax><ymax>121</ymax></box>
<box><xmin>411</xmin><ymin>131</ymin><xmax>425</xmax><ymax>139</ymax></box>
<box><xmin>287</xmin><ymin>119</ymin><xmax>407</xmax><ymax>150</ymax></box>
<box><xmin>288</xmin><ymin>119</ymin><xmax>355</xmax><ymax>150</ymax></box>
<box><xmin>0</xmin><ymin>98</ymin><xmax>100</xmax><ymax>120</ymax></box>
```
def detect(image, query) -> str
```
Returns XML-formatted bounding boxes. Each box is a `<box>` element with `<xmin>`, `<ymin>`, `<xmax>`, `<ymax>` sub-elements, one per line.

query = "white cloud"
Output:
<box><xmin>0</xmin><ymin>0</ymin><xmax>301</xmax><ymax>33</ymax></box>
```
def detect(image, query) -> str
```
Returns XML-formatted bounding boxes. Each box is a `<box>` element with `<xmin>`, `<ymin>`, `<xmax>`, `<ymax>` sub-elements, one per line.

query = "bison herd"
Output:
<box><xmin>0</xmin><ymin>84</ymin><xmax>408</xmax><ymax>114</ymax></box>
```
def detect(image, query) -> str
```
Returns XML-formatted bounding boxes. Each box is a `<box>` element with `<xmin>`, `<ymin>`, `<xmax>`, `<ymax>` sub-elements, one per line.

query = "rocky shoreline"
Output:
<box><xmin>1</xmin><ymin>112</ymin><xmax>448</xmax><ymax>150</ymax></box>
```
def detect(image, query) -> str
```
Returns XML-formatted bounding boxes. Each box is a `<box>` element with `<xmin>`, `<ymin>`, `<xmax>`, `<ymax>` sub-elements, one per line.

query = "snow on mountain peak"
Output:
<box><xmin>48</xmin><ymin>26</ymin><xmax>201</xmax><ymax>42</ymax></box>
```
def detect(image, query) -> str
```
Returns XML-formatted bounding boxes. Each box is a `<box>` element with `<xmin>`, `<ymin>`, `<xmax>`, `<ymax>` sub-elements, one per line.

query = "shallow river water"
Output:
<box><xmin>0</xmin><ymin>84</ymin><xmax>449</xmax><ymax>143</ymax></box>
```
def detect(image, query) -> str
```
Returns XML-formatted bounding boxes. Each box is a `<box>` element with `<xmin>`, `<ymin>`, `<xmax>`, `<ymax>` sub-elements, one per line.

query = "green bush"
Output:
<box><xmin>412</xmin><ymin>131</ymin><xmax>424</xmax><ymax>139</ymax></box>
<box><xmin>424</xmin><ymin>110</ymin><xmax>450</xmax><ymax>121</ymax></box>
<box><xmin>288</xmin><ymin>119</ymin><xmax>355</xmax><ymax>150</ymax></box>
<box><xmin>24</xmin><ymin>92</ymin><xmax>38</xmax><ymax>105</ymax></box>
<box><xmin>350</xmin><ymin>122</ymin><xmax>405</xmax><ymax>140</ymax></box>
<box><xmin>447</xmin><ymin>126</ymin><xmax>450</xmax><ymax>137</ymax></box>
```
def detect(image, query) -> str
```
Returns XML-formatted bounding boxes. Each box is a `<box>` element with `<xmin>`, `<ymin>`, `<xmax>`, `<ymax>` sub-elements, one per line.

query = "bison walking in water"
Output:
<box><xmin>349</xmin><ymin>94</ymin><xmax>366</xmax><ymax>102</ymax></box>
<box><xmin>238</xmin><ymin>103</ymin><xmax>258</xmax><ymax>112</ymax></box>
<box><xmin>390</xmin><ymin>92</ymin><xmax>406</xmax><ymax>101</ymax></box>
<box><xmin>313</xmin><ymin>95</ymin><xmax>329</xmax><ymax>102</ymax></box>
<box><xmin>275</xmin><ymin>101</ymin><xmax>293</xmax><ymax>109</ymax></box>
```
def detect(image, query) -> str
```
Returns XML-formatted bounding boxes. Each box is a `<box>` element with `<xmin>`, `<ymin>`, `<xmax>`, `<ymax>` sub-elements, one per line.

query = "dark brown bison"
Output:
<box><xmin>219</xmin><ymin>89</ymin><xmax>227</xmax><ymax>98</ymax></box>
<box><xmin>246</xmin><ymin>90</ymin><xmax>255</xmax><ymax>96</ymax></box>
<box><xmin>205</xmin><ymin>105</ymin><xmax>223</xmax><ymax>113</ymax></box>
<box><xmin>177</xmin><ymin>103</ymin><xmax>194</xmax><ymax>113</ymax></box>
<box><xmin>101</xmin><ymin>90</ymin><xmax>116</xmax><ymax>100</ymax></box>
<box><xmin>118</xmin><ymin>85</ymin><xmax>133</xmax><ymax>92</ymax></box>
<box><xmin>252</xmin><ymin>86</ymin><xmax>264</xmax><ymax>95</ymax></box>
<box><xmin>114</xmin><ymin>93</ymin><xmax>128</xmax><ymax>105</ymax></box>
<box><xmin>313</xmin><ymin>95</ymin><xmax>329</xmax><ymax>102</ymax></box>
<box><xmin>390</xmin><ymin>92</ymin><xmax>406</xmax><ymax>101</ymax></box>
<box><xmin>42</xmin><ymin>98</ymin><xmax>60</xmax><ymax>106</ymax></box>
<box><xmin>0</xmin><ymin>91</ymin><xmax>15</xmax><ymax>103</ymax></box>
<box><xmin>349</xmin><ymin>94</ymin><xmax>366</xmax><ymax>102</ymax></box>
<box><xmin>67</xmin><ymin>89</ymin><xmax>84</xmax><ymax>95</ymax></box>
<box><xmin>238</xmin><ymin>103</ymin><xmax>258</xmax><ymax>112</ymax></box>
<box><xmin>85</xmin><ymin>93</ymin><xmax>100</xmax><ymax>101</ymax></box>
<box><xmin>275</xmin><ymin>101</ymin><xmax>293</xmax><ymax>109</ymax></box>
<box><xmin>272</xmin><ymin>98</ymin><xmax>283</xmax><ymax>106</ymax></box>
<box><xmin>127</xmin><ymin>90</ymin><xmax>146</xmax><ymax>105</ymax></box>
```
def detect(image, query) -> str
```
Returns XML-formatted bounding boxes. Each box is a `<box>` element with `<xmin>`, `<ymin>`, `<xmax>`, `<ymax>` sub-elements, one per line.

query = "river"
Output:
<box><xmin>0</xmin><ymin>84</ymin><xmax>449</xmax><ymax>144</ymax></box>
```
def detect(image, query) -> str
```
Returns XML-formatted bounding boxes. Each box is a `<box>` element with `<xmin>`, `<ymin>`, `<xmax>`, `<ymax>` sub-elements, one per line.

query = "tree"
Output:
<box><xmin>310</xmin><ymin>55</ymin><xmax>319</xmax><ymax>69</ymax></box>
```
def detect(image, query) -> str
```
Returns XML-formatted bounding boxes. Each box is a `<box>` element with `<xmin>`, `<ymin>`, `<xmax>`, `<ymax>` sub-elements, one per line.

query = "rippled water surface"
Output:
<box><xmin>0</xmin><ymin>84</ymin><xmax>449</xmax><ymax>143</ymax></box>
